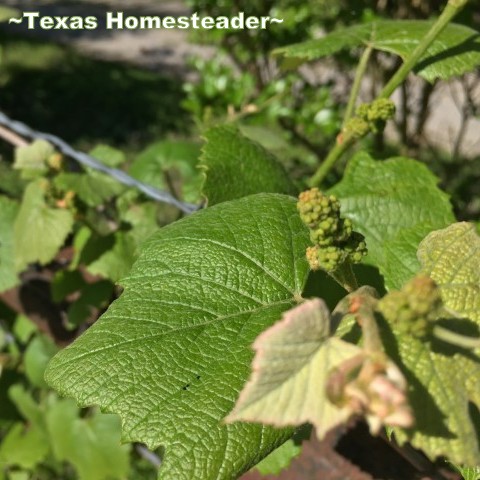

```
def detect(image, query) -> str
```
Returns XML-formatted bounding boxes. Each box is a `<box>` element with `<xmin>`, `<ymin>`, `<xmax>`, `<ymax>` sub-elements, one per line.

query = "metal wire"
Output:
<box><xmin>0</xmin><ymin>111</ymin><xmax>200</xmax><ymax>214</ymax></box>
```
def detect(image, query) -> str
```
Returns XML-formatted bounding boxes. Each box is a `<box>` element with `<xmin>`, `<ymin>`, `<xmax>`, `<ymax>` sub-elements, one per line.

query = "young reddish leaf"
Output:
<box><xmin>226</xmin><ymin>298</ymin><xmax>363</xmax><ymax>438</ymax></box>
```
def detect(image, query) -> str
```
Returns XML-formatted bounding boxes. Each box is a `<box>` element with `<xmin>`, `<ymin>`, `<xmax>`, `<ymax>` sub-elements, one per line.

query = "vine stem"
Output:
<box><xmin>308</xmin><ymin>0</ymin><xmax>469</xmax><ymax>187</ymax></box>
<box><xmin>343</xmin><ymin>45</ymin><xmax>374</xmax><ymax>126</ymax></box>
<box><xmin>433</xmin><ymin>325</ymin><xmax>480</xmax><ymax>349</ymax></box>
<box><xmin>379</xmin><ymin>0</ymin><xmax>468</xmax><ymax>98</ymax></box>
<box><xmin>307</xmin><ymin>136</ymin><xmax>354</xmax><ymax>187</ymax></box>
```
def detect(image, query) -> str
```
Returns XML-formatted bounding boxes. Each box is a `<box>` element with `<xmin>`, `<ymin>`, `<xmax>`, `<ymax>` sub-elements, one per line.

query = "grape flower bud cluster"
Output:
<box><xmin>297</xmin><ymin>188</ymin><xmax>367</xmax><ymax>272</ymax></box>
<box><xmin>377</xmin><ymin>275</ymin><xmax>443</xmax><ymax>337</ymax></box>
<box><xmin>342</xmin><ymin>98</ymin><xmax>396</xmax><ymax>141</ymax></box>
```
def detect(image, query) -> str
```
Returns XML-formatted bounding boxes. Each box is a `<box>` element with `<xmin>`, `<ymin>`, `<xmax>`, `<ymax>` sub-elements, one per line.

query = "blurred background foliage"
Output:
<box><xmin>0</xmin><ymin>0</ymin><xmax>479</xmax><ymax>478</ymax></box>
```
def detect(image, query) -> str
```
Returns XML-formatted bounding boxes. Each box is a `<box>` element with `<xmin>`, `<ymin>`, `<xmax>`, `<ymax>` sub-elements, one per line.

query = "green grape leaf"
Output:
<box><xmin>14</xmin><ymin>180</ymin><xmax>74</xmax><ymax>272</ymax></box>
<box><xmin>0</xmin><ymin>160</ymin><xmax>26</xmax><ymax>197</ymax></box>
<box><xmin>329</xmin><ymin>152</ymin><xmax>454</xmax><ymax>290</ymax></box>
<box><xmin>24</xmin><ymin>335</ymin><xmax>58</xmax><ymax>388</ymax></box>
<box><xmin>54</xmin><ymin>170</ymin><xmax>125</xmax><ymax>207</ymax></box>
<box><xmin>274</xmin><ymin>21</ymin><xmax>480</xmax><ymax>82</ymax></box>
<box><xmin>226</xmin><ymin>298</ymin><xmax>362</xmax><ymax>437</ymax></box>
<box><xmin>89</xmin><ymin>145</ymin><xmax>126</xmax><ymax>167</ymax></box>
<box><xmin>129</xmin><ymin>140</ymin><xmax>202</xmax><ymax>204</ymax></box>
<box><xmin>386</xmin><ymin>223</ymin><xmax>480</xmax><ymax>465</ymax></box>
<box><xmin>0</xmin><ymin>422</ymin><xmax>49</xmax><ymax>469</ymax></box>
<box><xmin>253</xmin><ymin>438</ymin><xmax>301</xmax><ymax>476</ymax></box>
<box><xmin>0</xmin><ymin>196</ymin><xmax>19</xmax><ymax>293</ymax></box>
<box><xmin>418</xmin><ymin>223</ymin><xmax>480</xmax><ymax>320</ymax></box>
<box><xmin>14</xmin><ymin>140</ymin><xmax>54</xmax><ymax>179</ymax></box>
<box><xmin>45</xmin><ymin>194</ymin><xmax>311</xmax><ymax>480</ymax></box>
<box><xmin>200</xmin><ymin>125</ymin><xmax>297</xmax><ymax>206</ymax></box>
<box><xmin>451</xmin><ymin>465</ymin><xmax>480</xmax><ymax>480</ymax></box>
<box><xmin>86</xmin><ymin>231</ymin><xmax>136</xmax><ymax>282</ymax></box>
<box><xmin>46</xmin><ymin>400</ymin><xmax>130</xmax><ymax>480</ymax></box>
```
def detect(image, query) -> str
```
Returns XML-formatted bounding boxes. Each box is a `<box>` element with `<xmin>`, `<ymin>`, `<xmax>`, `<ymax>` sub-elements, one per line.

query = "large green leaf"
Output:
<box><xmin>0</xmin><ymin>196</ymin><xmax>19</xmax><ymax>292</ymax></box>
<box><xmin>329</xmin><ymin>152</ymin><xmax>454</xmax><ymax>290</ymax></box>
<box><xmin>46</xmin><ymin>194</ymin><xmax>311</xmax><ymax>480</ymax></box>
<box><xmin>14</xmin><ymin>180</ymin><xmax>74</xmax><ymax>272</ymax></box>
<box><xmin>274</xmin><ymin>21</ymin><xmax>480</xmax><ymax>82</ymax></box>
<box><xmin>387</xmin><ymin>223</ymin><xmax>480</xmax><ymax>465</ymax></box>
<box><xmin>200</xmin><ymin>125</ymin><xmax>297</xmax><ymax>206</ymax></box>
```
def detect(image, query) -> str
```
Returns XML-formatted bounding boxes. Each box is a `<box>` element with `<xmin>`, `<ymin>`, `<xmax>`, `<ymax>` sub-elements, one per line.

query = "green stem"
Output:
<box><xmin>307</xmin><ymin>0</ymin><xmax>468</xmax><ymax>187</ymax></box>
<box><xmin>308</xmin><ymin>136</ymin><xmax>354</xmax><ymax>187</ymax></box>
<box><xmin>433</xmin><ymin>325</ymin><xmax>480</xmax><ymax>349</ymax></box>
<box><xmin>343</xmin><ymin>46</ymin><xmax>374</xmax><ymax>126</ymax></box>
<box><xmin>330</xmin><ymin>261</ymin><xmax>359</xmax><ymax>293</ymax></box>
<box><xmin>379</xmin><ymin>0</ymin><xmax>467</xmax><ymax>98</ymax></box>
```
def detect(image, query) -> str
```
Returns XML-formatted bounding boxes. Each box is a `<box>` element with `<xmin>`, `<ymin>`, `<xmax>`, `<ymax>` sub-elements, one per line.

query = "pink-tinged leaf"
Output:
<box><xmin>225</xmin><ymin>298</ymin><xmax>363</xmax><ymax>439</ymax></box>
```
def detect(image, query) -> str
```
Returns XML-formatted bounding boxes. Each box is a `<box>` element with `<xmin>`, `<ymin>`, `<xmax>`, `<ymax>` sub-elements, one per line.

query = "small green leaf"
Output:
<box><xmin>226</xmin><ymin>298</ymin><xmax>362</xmax><ymax>437</ymax></box>
<box><xmin>14</xmin><ymin>180</ymin><xmax>74</xmax><ymax>272</ymax></box>
<box><xmin>54</xmin><ymin>170</ymin><xmax>125</xmax><ymax>207</ymax></box>
<box><xmin>46</xmin><ymin>400</ymin><xmax>130</xmax><ymax>480</ymax></box>
<box><xmin>451</xmin><ymin>464</ymin><xmax>480</xmax><ymax>480</ymax></box>
<box><xmin>129</xmin><ymin>140</ymin><xmax>202</xmax><ymax>203</ymax></box>
<box><xmin>14</xmin><ymin>140</ymin><xmax>54</xmax><ymax>179</ymax></box>
<box><xmin>329</xmin><ymin>152</ymin><xmax>454</xmax><ymax>290</ymax></box>
<box><xmin>45</xmin><ymin>194</ymin><xmax>310</xmax><ymax>480</ymax></box>
<box><xmin>12</xmin><ymin>315</ymin><xmax>38</xmax><ymax>344</ymax></box>
<box><xmin>387</xmin><ymin>223</ymin><xmax>480</xmax><ymax>465</ymax></box>
<box><xmin>253</xmin><ymin>438</ymin><xmax>301</xmax><ymax>475</ymax></box>
<box><xmin>0</xmin><ymin>422</ymin><xmax>49</xmax><ymax>469</ymax></box>
<box><xmin>89</xmin><ymin>145</ymin><xmax>126</xmax><ymax>168</ymax></box>
<box><xmin>274</xmin><ymin>21</ymin><xmax>480</xmax><ymax>82</ymax></box>
<box><xmin>24</xmin><ymin>335</ymin><xmax>58</xmax><ymax>388</ymax></box>
<box><xmin>0</xmin><ymin>196</ymin><xmax>19</xmax><ymax>292</ymax></box>
<box><xmin>200</xmin><ymin>125</ymin><xmax>297</xmax><ymax>206</ymax></box>
<box><xmin>86</xmin><ymin>232</ymin><xmax>136</xmax><ymax>282</ymax></box>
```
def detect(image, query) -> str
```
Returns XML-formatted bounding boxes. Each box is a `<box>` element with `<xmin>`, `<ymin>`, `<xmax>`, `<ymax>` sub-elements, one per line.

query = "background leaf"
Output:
<box><xmin>200</xmin><ymin>125</ymin><xmax>297</xmax><ymax>206</ymax></box>
<box><xmin>329</xmin><ymin>152</ymin><xmax>454</xmax><ymax>290</ymax></box>
<box><xmin>274</xmin><ymin>21</ymin><xmax>480</xmax><ymax>82</ymax></box>
<box><xmin>129</xmin><ymin>140</ymin><xmax>202</xmax><ymax>204</ymax></box>
<box><xmin>0</xmin><ymin>196</ymin><xmax>19</xmax><ymax>292</ymax></box>
<box><xmin>14</xmin><ymin>180</ymin><xmax>74</xmax><ymax>272</ymax></box>
<box><xmin>46</xmin><ymin>194</ymin><xmax>310</xmax><ymax>480</ymax></box>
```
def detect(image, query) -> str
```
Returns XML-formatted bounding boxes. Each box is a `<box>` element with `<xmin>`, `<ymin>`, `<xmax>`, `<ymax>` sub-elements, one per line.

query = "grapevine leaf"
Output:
<box><xmin>24</xmin><ymin>335</ymin><xmax>58</xmax><ymax>388</ymax></box>
<box><xmin>89</xmin><ymin>144</ymin><xmax>126</xmax><ymax>168</ymax></box>
<box><xmin>46</xmin><ymin>400</ymin><xmax>130</xmax><ymax>480</ymax></box>
<box><xmin>14</xmin><ymin>180</ymin><xmax>74</xmax><ymax>272</ymax></box>
<box><xmin>418</xmin><ymin>223</ymin><xmax>480</xmax><ymax>321</ymax></box>
<box><xmin>253</xmin><ymin>438</ymin><xmax>302</xmax><ymax>476</ymax></box>
<box><xmin>45</xmin><ymin>194</ymin><xmax>311</xmax><ymax>480</ymax></box>
<box><xmin>86</xmin><ymin>231</ymin><xmax>136</xmax><ymax>282</ymax></box>
<box><xmin>274</xmin><ymin>21</ymin><xmax>480</xmax><ymax>82</ymax></box>
<box><xmin>200</xmin><ymin>125</ymin><xmax>297</xmax><ymax>206</ymax></box>
<box><xmin>386</xmin><ymin>223</ymin><xmax>480</xmax><ymax>465</ymax></box>
<box><xmin>13</xmin><ymin>140</ymin><xmax>54</xmax><ymax>180</ymax></box>
<box><xmin>226</xmin><ymin>299</ymin><xmax>362</xmax><ymax>438</ymax></box>
<box><xmin>451</xmin><ymin>464</ymin><xmax>480</xmax><ymax>480</ymax></box>
<box><xmin>129</xmin><ymin>140</ymin><xmax>202</xmax><ymax>203</ymax></box>
<box><xmin>54</xmin><ymin>170</ymin><xmax>125</xmax><ymax>207</ymax></box>
<box><xmin>0</xmin><ymin>196</ymin><xmax>19</xmax><ymax>292</ymax></box>
<box><xmin>329</xmin><ymin>152</ymin><xmax>454</xmax><ymax>290</ymax></box>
